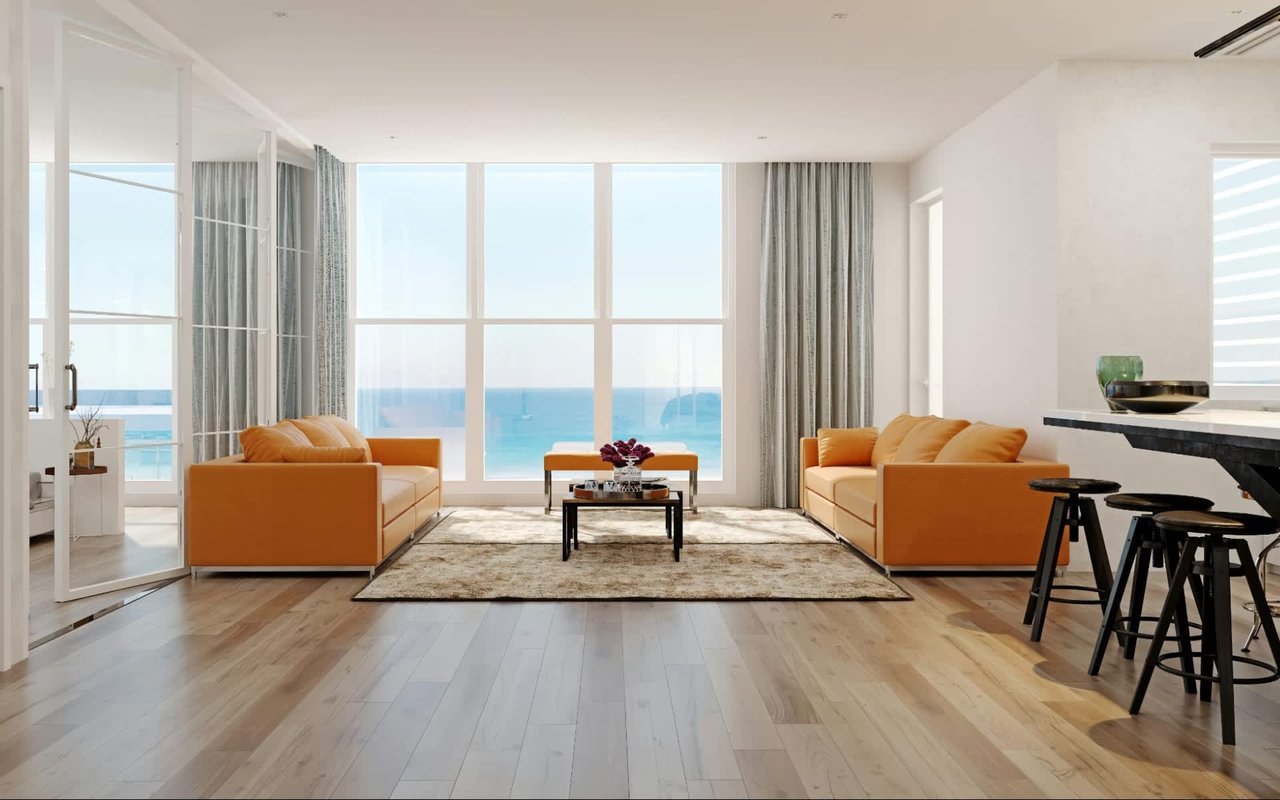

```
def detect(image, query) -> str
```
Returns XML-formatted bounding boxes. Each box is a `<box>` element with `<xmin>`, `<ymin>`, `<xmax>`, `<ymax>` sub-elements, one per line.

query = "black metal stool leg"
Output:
<box><xmin>1235</xmin><ymin>539</ymin><xmax>1280</xmax><ymax>666</ymax></box>
<box><xmin>1160</xmin><ymin>528</ymin><xmax>1201</xmax><ymax>695</ymax></box>
<box><xmin>1124</xmin><ymin>539</ymin><xmax>1153</xmax><ymax>661</ymax></box>
<box><xmin>1080</xmin><ymin>498</ymin><xmax>1114</xmax><ymax>598</ymax></box>
<box><xmin>1209</xmin><ymin>539</ymin><xmax>1236</xmax><ymax>745</ymax></box>
<box><xmin>1030</xmin><ymin>498</ymin><xmax>1068</xmax><ymax>643</ymax></box>
<box><xmin>1131</xmin><ymin>538</ymin><xmax>1198</xmax><ymax>715</ymax></box>
<box><xmin>1199</xmin><ymin>545</ymin><xmax>1218</xmax><ymax>704</ymax></box>
<box><xmin>1089</xmin><ymin>515</ymin><xmax>1141</xmax><ymax>675</ymax></box>
<box><xmin>1025</xmin><ymin>497</ymin><xmax>1061</xmax><ymax>625</ymax></box>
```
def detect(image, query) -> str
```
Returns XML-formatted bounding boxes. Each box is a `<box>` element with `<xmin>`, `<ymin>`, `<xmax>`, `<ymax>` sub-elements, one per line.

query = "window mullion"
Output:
<box><xmin>465</xmin><ymin>163</ymin><xmax>485</xmax><ymax>486</ymax></box>
<box><xmin>594</xmin><ymin>163</ymin><xmax>612</xmax><ymax>450</ymax></box>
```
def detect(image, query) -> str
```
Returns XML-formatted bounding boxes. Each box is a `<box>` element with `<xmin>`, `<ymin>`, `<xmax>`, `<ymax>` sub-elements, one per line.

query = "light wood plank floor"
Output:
<box><xmin>28</xmin><ymin>507</ymin><xmax>180</xmax><ymax>645</ymax></box>
<box><xmin>3</xmin><ymin>571</ymin><xmax>1280</xmax><ymax>798</ymax></box>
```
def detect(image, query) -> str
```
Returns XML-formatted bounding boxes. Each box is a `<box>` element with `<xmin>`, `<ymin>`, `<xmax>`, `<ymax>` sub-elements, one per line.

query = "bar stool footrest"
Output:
<box><xmin>1114</xmin><ymin>614</ymin><xmax>1203</xmax><ymax>643</ymax></box>
<box><xmin>1155</xmin><ymin>651</ymin><xmax>1280</xmax><ymax>686</ymax></box>
<box><xmin>1030</xmin><ymin>583</ymin><xmax>1106</xmax><ymax>606</ymax></box>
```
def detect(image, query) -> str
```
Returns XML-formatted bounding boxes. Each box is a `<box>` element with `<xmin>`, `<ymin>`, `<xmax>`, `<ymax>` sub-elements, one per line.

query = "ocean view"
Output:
<box><xmin>49</xmin><ymin>387</ymin><xmax>723</xmax><ymax>482</ymax></box>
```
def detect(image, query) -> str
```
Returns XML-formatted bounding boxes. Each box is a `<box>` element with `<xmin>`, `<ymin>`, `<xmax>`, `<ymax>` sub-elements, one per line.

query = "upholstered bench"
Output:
<box><xmin>543</xmin><ymin>451</ymin><xmax>699</xmax><ymax>514</ymax></box>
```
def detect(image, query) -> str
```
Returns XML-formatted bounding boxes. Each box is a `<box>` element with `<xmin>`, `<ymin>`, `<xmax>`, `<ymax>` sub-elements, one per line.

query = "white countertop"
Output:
<box><xmin>1044</xmin><ymin>408</ymin><xmax>1280</xmax><ymax>441</ymax></box>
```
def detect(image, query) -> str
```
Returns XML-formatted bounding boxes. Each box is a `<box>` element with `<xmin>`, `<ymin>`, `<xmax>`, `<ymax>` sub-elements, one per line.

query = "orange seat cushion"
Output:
<box><xmin>288</xmin><ymin>417</ymin><xmax>350</xmax><ymax>448</ymax></box>
<box><xmin>380</xmin><ymin>478</ymin><xmax>416</xmax><ymax>523</ymax></box>
<box><xmin>935</xmin><ymin>422</ymin><xmax>1028</xmax><ymax>463</ymax></box>
<box><xmin>281</xmin><ymin>445</ymin><xmax>367</xmax><ymax>463</ymax></box>
<box><xmin>871</xmin><ymin>414</ymin><xmax>929</xmax><ymax>466</ymax></box>
<box><xmin>833</xmin><ymin>473</ymin><xmax>877</xmax><ymax>525</ymax></box>
<box><xmin>804</xmin><ymin>465</ymin><xmax>876</xmax><ymax>503</ymax></box>
<box><xmin>894</xmin><ymin>417</ymin><xmax>971</xmax><ymax>463</ymax></box>
<box><xmin>383</xmin><ymin>465</ymin><xmax>440</xmax><ymax>502</ymax></box>
<box><xmin>311</xmin><ymin>416</ymin><xmax>372</xmax><ymax>462</ymax></box>
<box><xmin>817</xmin><ymin>427</ymin><xmax>877</xmax><ymax>467</ymax></box>
<box><xmin>240</xmin><ymin>421</ymin><xmax>312</xmax><ymax>462</ymax></box>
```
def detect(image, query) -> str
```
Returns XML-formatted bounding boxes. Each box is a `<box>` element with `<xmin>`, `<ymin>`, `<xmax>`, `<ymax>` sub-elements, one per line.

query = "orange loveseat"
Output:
<box><xmin>187</xmin><ymin>418</ymin><xmax>441</xmax><ymax>574</ymax></box>
<box><xmin>801</xmin><ymin>415</ymin><xmax>1069</xmax><ymax>572</ymax></box>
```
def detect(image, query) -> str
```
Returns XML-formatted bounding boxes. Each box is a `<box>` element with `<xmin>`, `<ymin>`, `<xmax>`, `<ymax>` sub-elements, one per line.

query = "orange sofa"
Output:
<box><xmin>800</xmin><ymin>417</ymin><xmax>1069</xmax><ymax>572</ymax></box>
<box><xmin>187</xmin><ymin>425</ymin><xmax>441</xmax><ymax>574</ymax></box>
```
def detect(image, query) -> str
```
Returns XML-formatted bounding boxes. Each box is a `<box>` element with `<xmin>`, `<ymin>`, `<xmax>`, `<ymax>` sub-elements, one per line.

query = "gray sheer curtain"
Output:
<box><xmin>314</xmin><ymin>145</ymin><xmax>348</xmax><ymax>417</ymax></box>
<box><xmin>760</xmin><ymin>162</ymin><xmax>874</xmax><ymax>508</ymax></box>
<box><xmin>192</xmin><ymin>162</ymin><xmax>259</xmax><ymax>462</ymax></box>
<box><xmin>277</xmin><ymin>162</ymin><xmax>304</xmax><ymax>419</ymax></box>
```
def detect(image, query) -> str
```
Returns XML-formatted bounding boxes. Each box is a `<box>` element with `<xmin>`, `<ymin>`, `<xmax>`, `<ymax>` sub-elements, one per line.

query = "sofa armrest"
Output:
<box><xmin>368</xmin><ymin>437</ymin><xmax>442</xmax><ymax>469</ymax></box>
<box><xmin>877</xmin><ymin>460</ymin><xmax>1070</xmax><ymax>567</ymax></box>
<box><xmin>187</xmin><ymin>461</ymin><xmax>383</xmax><ymax>567</ymax></box>
<box><xmin>799</xmin><ymin>438</ymin><xmax>819</xmax><ymax>511</ymax></box>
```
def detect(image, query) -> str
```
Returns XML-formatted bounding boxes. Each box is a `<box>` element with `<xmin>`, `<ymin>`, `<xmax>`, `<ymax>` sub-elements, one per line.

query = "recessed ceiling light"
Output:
<box><xmin>831</xmin><ymin>12</ymin><xmax>848</xmax><ymax>20</ymax></box>
<box><xmin>273</xmin><ymin>11</ymin><xmax>288</xmax><ymax>18</ymax></box>
<box><xmin>1231</xmin><ymin>9</ymin><xmax>1244</xmax><ymax>13</ymax></box>
<box><xmin>757</xmin><ymin>135</ymin><xmax>768</xmax><ymax>140</ymax></box>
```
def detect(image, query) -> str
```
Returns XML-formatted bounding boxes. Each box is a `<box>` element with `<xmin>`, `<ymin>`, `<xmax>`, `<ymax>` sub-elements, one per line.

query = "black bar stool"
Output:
<box><xmin>1131</xmin><ymin>511</ymin><xmax>1280</xmax><ymax>746</ymax></box>
<box><xmin>1023</xmin><ymin>477</ymin><xmax>1120</xmax><ymax>642</ymax></box>
<box><xmin>1087</xmin><ymin>493</ymin><xmax>1213</xmax><ymax>689</ymax></box>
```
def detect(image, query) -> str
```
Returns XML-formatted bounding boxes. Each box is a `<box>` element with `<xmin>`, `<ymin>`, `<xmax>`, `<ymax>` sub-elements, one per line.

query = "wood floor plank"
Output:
<box><xmin>330</xmin><ymin>681</ymin><xmax>448</xmax><ymax>799</ymax></box>
<box><xmin>570</xmin><ymin>701</ymin><xmax>628</xmax><ymax>799</ymax></box>
<box><xmin>665</xmin><ymin>664</ymin><xmax>741</xmax><ymax>782</ymax></box>
<box><xmin>733</xmin><ymin>749</ymin><xmax>809</xmax><ymax>799</ymax></box>
<box><xmin>685</xmin><ymin>778</ymin><xmax>749</xmax><ymax>798</ymax></box>
<box><xmin>528</xmin><ymin>633</ymin><xmax>585</xmax><ymax>726</ymax></box>
<box><xmin>511</xmin><ymin>723</ymin><xmax>575</xmax><ymax>799</ymax></box>
<box><xmin>775</xmin><ymin>723</ymin><xmax>867</xmax><ymax>799</ymax></box>
<box><xmin>389</xmin><ymin>779</ymin><xmax>453</xmax><ymax>798</ymax></box>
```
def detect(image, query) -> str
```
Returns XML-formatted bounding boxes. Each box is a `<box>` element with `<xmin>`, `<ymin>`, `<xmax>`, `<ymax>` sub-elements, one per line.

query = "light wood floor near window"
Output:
<box><xmin>1</xmin><ymin>574</ymin><xmax>1278</xmax><ymax>798</ymax></box>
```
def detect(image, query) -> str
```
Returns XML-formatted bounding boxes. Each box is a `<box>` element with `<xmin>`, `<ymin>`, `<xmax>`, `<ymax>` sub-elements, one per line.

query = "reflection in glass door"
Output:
<box><xmin>51</xmin><ymin>25</ymin><xmax>190</xmax><ymax>602</ymax></box>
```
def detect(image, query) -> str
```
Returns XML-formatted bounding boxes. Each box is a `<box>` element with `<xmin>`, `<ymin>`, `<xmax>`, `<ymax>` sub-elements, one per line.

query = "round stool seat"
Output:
<box><xmin>1104</xmin><ymin>493</ymin><xmax>1214</xmax><ymax>514</ymax></box>
<box><xmin>1154</xmin><ymin>510</ymin><xmax>1279</xmax><ymax>537</ymax></box>
<box><xmin>1029</xmin><ymin>477</ymin><xmax>1121</xmax><ymax>495</ymax></box>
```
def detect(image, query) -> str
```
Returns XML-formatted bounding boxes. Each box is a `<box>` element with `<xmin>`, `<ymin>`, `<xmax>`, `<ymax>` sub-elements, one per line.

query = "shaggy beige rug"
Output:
<box><xmin>355</xmin><ymin>507</ymin><xmax>909</xmax><ymax>601</ymax></box>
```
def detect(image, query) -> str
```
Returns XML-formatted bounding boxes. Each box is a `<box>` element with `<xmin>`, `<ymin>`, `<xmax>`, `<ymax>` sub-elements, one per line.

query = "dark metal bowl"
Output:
<box><xmin>1104</xmin><ymin>380</ymin><xmax>1209</xmax><ymax>414</ymax></box>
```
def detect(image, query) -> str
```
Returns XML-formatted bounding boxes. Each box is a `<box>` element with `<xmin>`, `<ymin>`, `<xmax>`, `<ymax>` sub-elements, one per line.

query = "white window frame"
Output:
<box><xmin>350</xmin><ymin>162</ymin><xmax>736</xmax><ymax>500</ymax></box>
<box><xmin>1210</xmin><ymin>145</ymin><xmax>1280</xmax><ymax>402</ymax></box>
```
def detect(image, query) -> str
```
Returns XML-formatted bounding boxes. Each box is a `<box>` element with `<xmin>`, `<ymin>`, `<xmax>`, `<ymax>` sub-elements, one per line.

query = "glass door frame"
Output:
<box><xmin>50</xmin><ymin>22</ymin><xmax>193</xmax><ymax>602</ymax></box>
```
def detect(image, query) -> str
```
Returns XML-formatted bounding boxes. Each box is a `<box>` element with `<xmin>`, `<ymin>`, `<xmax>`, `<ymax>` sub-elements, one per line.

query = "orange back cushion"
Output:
<box><xmin>935</xmin><ymin>422</ymin><xmax>1028</xmax><ymax>463</ymax></box>
<box><xmin>289</xmin><ymin>417</ymin><xmax>349</xmax><ymax>448</ymax></box>
<box><xmin>310</xmin><ymin>415</ymin><xmax>372</xmax><ymax>462</ymax></box>
<box><xmin>871</xmin><ymin>414</ymin><xmax>929</xmax><ymax>466</ymax></box>
<box><xmin>894</xmin><ymin>417</ymin><xmax>972</xmax><ymax>463</ymax></box>
<box><xmin>240</xmin><ymin>421</ymin><xmax>312</xmax><ymax>462</ymax></box>
<box><xmin>280</xmin><ymin>445</ymin><xmax>368</xmax><ymax>463</ymax></box>
<box><xmin>816</xmin><ymin>427</ymin><xmax>878</xmax><ymax>467</ymax></box>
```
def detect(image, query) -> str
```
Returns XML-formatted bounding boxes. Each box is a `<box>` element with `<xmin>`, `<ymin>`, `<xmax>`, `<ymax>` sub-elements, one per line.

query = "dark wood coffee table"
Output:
<box><xmin>561</xmin><ymin>490</ymin><xmax>683</xmax><ymax>561</ymax></box>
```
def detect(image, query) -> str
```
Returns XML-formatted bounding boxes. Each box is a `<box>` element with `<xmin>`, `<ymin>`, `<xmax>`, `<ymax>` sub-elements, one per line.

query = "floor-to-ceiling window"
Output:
<box><xmin>353</xmin><ymin>163</ymin><xmax>729</xmax><ymax>489</ymax></box>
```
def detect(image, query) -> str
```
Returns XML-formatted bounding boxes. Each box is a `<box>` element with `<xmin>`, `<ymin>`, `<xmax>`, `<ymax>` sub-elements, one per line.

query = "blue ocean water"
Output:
<box><xmin>50</xmin><ymin>387</ymin><xmax>723</xmax><ymax>482</ymax></box>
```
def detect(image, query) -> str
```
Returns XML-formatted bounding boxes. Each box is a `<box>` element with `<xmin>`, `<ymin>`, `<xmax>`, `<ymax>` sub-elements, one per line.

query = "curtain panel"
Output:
<box><xmin>760</xmin><ymin>162</ymin><xmax>874</xmax><ymax>508</ymax></box>
<box><xmin>277</xmin><ymin>162</ymin><xmax>304</xmax><ymax>419</ymax></box>
<box><xmin>314</xmin><ymin>145</ymin><xmax>349</xmax><ymax>418</ymax></box>
<box><xmin>192</xmin><ymin>161</ymin><xmax>259</xmax><ymax>462</ymax></box>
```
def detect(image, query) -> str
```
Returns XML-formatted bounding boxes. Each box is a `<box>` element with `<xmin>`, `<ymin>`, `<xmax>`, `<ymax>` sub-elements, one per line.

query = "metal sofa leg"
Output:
<box><xmin>690</xmin><ymin>469</ymin><xmax>698</xmax><ymax>513</ymax></box>
<box><xmin>545</xmin><ymin>471</ymin><xmax>553</xmax><ymax>514</ymax></box>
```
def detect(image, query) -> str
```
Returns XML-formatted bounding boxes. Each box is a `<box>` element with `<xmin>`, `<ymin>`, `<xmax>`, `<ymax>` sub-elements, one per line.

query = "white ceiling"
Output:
<box><xmin>107</xmin><ymin>0</ymin><xmax>1280</xmax><ymax>162</ymax></box>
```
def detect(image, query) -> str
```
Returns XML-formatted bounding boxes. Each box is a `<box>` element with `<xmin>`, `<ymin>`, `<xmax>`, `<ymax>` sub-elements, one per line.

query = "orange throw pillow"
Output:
<box><xmin>288</xmin><ymin>417</ymin><xmax>349</xmax><ymax>448</ymax></box>
<box><xmin>309</xmin><ymin>415</ymin><xmax>372</xmax><ymax>462</ymax></box>
<box><xmin>816</xmin><ymin>427</ymin><xmax>877</xmax><ymax>467</ymax></box>
<box><xmin>240</xmin><ymin>421</ymin><xmax>312</xmax><ymax>462</ymax></box>
<box><xmin>871</xmin><ymin>413</ymin><xmax>930</xmax><ymax>466</ymax></box>
<box><xmin>894</xmin><ymin>417</ymin><xmax>972</xmax><ymax>463</ymax></box>
<box><xmin>935</xmin><ymin>422</ymin><xmax>1028</xmax><ymax>463</ymax></box>
<box><xmin>281</xmin><ymin>445</ymin><xmax>367</xmax><ymax>463</ymax></box>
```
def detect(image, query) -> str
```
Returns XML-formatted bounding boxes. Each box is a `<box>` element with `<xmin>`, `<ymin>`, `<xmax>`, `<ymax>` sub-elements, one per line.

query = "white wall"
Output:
<box><xmin>1054</xmin><ymin>60</ymin><xmax>1280</xmax><ymax>559</ymax></box>
<box><xmin>871</xmin><ymin>162</ymin><xmax>910</xmax><ymax>427</ymax></box>
<box><xmin>907</xmin><ymin>65</ymin><xmax>1060</xmax><ymax>458</ymax></box>
<box><xmin>907</xmin><ymin>58</ymin><xmax>1280</xmax><ymax>567</ymax></box>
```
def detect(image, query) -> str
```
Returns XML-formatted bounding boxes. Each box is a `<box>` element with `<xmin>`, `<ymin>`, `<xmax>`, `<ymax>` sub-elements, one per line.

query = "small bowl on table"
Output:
<box><xmin>1104</xmin><ymin>380</ymin><xmax>1209</xmax><ymax>414</ymax></box>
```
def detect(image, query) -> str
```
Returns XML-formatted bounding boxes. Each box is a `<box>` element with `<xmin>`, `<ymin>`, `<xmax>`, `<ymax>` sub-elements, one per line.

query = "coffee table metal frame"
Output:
<box><xmin>561</xmin><ymin>490</ymin><xmax>683</xmax><ymax>562</ymax></box>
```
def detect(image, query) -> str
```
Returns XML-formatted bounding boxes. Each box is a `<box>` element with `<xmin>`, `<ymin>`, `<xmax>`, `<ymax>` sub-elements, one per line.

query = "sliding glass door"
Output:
<box><xmin>50</xmin><ymin>25</ymin><xmax>190</xmax><ymax>601</ymax></box>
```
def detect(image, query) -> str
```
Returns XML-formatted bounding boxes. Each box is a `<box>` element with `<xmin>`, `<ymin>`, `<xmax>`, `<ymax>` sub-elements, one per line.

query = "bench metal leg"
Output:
<box><xmin>545</xmin><ymin>471</ymin><xmax>552</xmax><ymax>514</ymax></box>
<box><xmin>690</xmin><ymin>469</ymin><xmax>698</xmax><ymax>513</ymax></box>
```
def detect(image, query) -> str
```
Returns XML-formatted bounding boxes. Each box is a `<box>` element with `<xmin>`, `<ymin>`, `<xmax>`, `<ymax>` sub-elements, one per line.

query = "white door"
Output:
<box><xmin>50</xmin><ymin>24</ymin><xmax>191</xmax><ymax>602</ymax></box>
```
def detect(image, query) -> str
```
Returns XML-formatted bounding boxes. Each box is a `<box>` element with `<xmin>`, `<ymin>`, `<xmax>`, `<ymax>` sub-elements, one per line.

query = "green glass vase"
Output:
<box><xmin>1096</xmin><ymin>355</ymin><xmax>1143</xmax><ymax>411</ymax></box>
